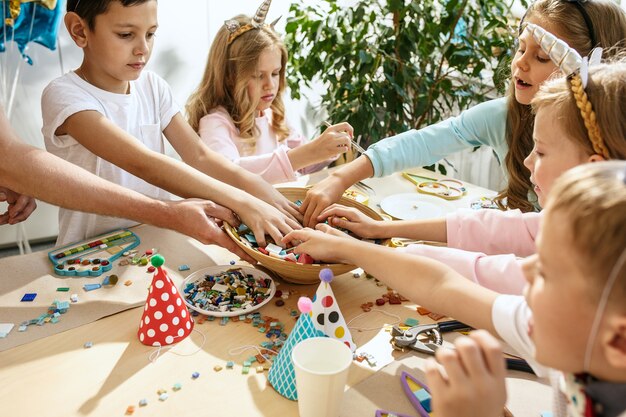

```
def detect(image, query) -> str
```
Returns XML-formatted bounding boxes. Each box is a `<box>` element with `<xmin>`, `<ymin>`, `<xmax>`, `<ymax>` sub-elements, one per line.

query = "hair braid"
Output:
<box><xmin>569</xmin><ymin>74</ymin><xmax>610</xmax><ymax>159</ymax></box>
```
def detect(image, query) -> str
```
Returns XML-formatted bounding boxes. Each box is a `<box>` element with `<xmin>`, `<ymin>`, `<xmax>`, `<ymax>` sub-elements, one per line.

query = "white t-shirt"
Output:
<box><xmin>493</xmin><ymin>295</ymin><xmax>572</xmax><ymax>417</ymax></box>
<box><xmin>41</xmin><ymin>71</ymin><xmax>177</xmax><ymax>246</ymax></box>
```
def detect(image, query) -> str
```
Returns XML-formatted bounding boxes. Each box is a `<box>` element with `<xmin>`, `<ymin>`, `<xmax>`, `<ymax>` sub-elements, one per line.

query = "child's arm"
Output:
<box><xmin>283</xmin><ymin>225</ymin><xmax>498</xmax><ymax>333</ymax></box>
<box><xmin>425</xmin><ymin>330</ymin><xmax>507</xmax><ymax>417</ymax></box>
<box><xmin>198</xmin><ymin>113</ymin><xmax>308</xmax><ymax>184</ymax></box>
<box><xmin>165</xmin><ymin>114</ymin><xmax>302</xmax><ymax>221</ymax></box>
<box><xmin>317</xmin><ymin>204</ymin><xmax>447</xmax><ymax>241</ymax></box>
<box><xmin>59</xmin><ymin>111</ymin><xmax>299</xmax><ymax>246</ymax></box>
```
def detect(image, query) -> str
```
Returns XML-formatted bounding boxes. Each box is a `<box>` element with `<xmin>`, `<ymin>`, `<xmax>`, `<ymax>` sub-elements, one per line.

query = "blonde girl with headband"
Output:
<box><xmin>299</xmin><ymin>0</ymin><xmax>626</xmax><ymax>226</ymax></box>
<box><xmin>284</xmin><ymin>160</ymin><xmax>626</xmax><ymax>416</ymax></box>
<box><xmin>313</xmin><ymin>27</ymin><xmax>626</xmax><ymax>295</ymax></box>
<box><xmin>186</xmin><ymin>0</ymin><xmax>353</xmax><ymax>185</ymax></box>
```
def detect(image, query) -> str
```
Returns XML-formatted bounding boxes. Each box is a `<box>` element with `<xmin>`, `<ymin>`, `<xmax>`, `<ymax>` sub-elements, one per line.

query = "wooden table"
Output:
<box><xmin>0</xmin><ymin>169</ymin><xmax>549</xmax><ymax>417</ymax></box>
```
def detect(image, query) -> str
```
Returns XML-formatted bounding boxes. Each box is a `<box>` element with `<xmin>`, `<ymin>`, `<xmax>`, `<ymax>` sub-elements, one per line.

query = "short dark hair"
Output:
<box><xmin>66</xmin><ymin>0</ymin><xmax>154</xmax><ymax>30</ymax></box>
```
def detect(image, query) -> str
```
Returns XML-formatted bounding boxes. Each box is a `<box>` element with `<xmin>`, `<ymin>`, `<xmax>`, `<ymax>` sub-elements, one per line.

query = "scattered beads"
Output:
<box><xmin>191</xmin><ymin>372</ymin><xmax>200</xmax><ymax>379</ymax></box>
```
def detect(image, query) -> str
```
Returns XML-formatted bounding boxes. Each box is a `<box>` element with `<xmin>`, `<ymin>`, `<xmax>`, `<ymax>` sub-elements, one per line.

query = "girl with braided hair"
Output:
<box><xmin>300</xmin><ymin>0</ymin><xmax>626</xmax><ymax>226</ymax></box>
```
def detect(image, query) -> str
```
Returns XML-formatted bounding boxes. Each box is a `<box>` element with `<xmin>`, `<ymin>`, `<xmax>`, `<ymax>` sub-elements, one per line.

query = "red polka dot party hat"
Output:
<box><xmin>138</xmin><ymin>255</ymin><xmax>194</xmax><ymax>346</ymax></box>
<box><xmin>310</xmin><ymin>268</ymin><xmax>356</xmax><ymax>351</ymax></box>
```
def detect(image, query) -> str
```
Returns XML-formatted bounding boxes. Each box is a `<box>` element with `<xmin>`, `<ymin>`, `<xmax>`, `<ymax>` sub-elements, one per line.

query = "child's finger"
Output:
<box><xmin>329</xmin><ymin>122</ymin><xmax>354</xmax><ymax>137</ymax></box>
<box><xmin>425</xmin><ymin>356</ymin><xmax>449</xmax><ymax>390</ymax></box>
<box><xmin>316</xmin><ymin>223</ymin><xmax>347</xmax><ymax>237</ymax></box>
<box><xmin>282</xmin><ymin>228</ymin><xmax>310</xmax><ymax>246</ymax></box>
<box><xmin>318</xmin><ymin>205</ymin><xmax>357</xmax><ymax>221</ymax></box>
<box><xmin>469</xmin><ymin>330</ymin><xmax>506</xmax><ymax>378</ymax></box>
<box><xmin>0</xmin><ymin>212</ymin><xmax>9</xmax><ymax>225</ymax></box>
<box><xmin>453</xmin><ymin>335</ymin><xmax>489</xmax><ymax>378</ymax></box>
<box><xmin>435</xmin><ymin>347</ymin><xmax>469</xmax><ymax>385</ymax></box>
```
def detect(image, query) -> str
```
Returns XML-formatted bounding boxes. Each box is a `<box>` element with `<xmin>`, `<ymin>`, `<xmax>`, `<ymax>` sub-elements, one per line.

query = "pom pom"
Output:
<box><xmin>151</xmin><ymin>254</ymin><xmax>165</xmax><ymax>268</ymax></box>
<box><xmin>297</xmin><ymin>296</ymin><xmax>312</xmax><ymax>313</ymax></box>
<box><xmin>319</xmin><ymin>268</ymin><xmax>334</xmax><ymax>283</ymax></box>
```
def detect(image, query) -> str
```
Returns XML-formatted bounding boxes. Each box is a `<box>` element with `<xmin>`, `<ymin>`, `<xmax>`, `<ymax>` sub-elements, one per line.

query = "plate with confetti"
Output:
<box><xmin>180</xmin><ymin>266</ymin><xmax>276</xmax><ymax>317</ymax></box>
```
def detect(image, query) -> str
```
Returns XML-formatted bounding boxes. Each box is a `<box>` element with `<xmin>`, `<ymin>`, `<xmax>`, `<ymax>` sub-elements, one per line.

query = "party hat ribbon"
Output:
<box><xmin>138</xmin><ymin>255</ymin><xmax>194</xmax><ymax>346</ymax></box>
<box><xmin>268</xmin><ymin>297</ymin><xmax>324</xmax><ymax>400</ymax></box>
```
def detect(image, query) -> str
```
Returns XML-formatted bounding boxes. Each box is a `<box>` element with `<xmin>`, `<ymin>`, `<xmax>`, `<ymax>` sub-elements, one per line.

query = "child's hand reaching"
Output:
<box><xmin>282</xmin><ymin>223</ymin><xmax>355</xmax><ymax>264</ymax></box>
<box><xmin>425</xmin><ymin>330</ymin><xmax>507</xmax><ymax>417</ymax></box>
<box><xmin>288</xmin><ymin>122</ymin><xmax>354</xmax><ymax>170</ymax></box>
<box><xmin>318</xmin><ymin>204</ymin><xmax>386</xmax><ymax>238</ymax></box>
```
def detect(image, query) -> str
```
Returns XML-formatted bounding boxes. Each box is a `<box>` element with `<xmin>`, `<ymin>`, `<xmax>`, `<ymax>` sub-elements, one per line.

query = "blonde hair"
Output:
<box><xmin>495</xmin><ymin>0</ymin><xmax>626</xmax><ymax>212</ymax></box>
<box><xmin>546</xmin><ymin>161</ymin><xmax>626</xmax><ymax>302</ymax></box>
<box><xmin>186</xmin><ymin>14</ymin><xmax>290</xmax><ymax>154</ymax></box>
<box><xmin>531</xmin><ymin>58</ymin><xmax>626</xmax><ymax>160</ymax></box>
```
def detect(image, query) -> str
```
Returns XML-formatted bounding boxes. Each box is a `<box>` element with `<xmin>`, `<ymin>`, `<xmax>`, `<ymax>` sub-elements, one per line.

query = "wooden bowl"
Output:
<box><xmin>225</xmin><ymin>187</ymin><xmax>384</xmax><ymax>284</ymax></box>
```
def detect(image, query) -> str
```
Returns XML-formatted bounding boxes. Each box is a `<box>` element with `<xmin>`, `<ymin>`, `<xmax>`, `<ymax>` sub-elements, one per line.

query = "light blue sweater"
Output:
<box><xmin>364</xmin><ymin>97</ymin><xmax>509</xmax><ymax>177</ymax></box>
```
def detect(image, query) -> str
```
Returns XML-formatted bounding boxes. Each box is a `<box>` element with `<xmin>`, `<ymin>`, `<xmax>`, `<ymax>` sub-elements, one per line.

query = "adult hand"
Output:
<box><xmin>282</xmin><ymin>223</ymin><xmax>354</xmax><ymax>264</ymax></box>
<box><xmin>318</xmin><ymin>204</ymin><xmax>385</xmax><ymax>238</ymax></box>
<box><xmin>425</xmin><ymin>330</ymin><xmax>507</xmax><ymax>417</ymax></box>
<box><xmin>0</xmin><ymin>187</ymin><xmax>37</xmax><ymax>225</ymax></box>
<box><xmin>169</xmin><ymin>199</ymin><xmax>256</xmax><ymax>264</ymax></box>
<box><xmin>300</xmin><ymin>175</ymin><xmax>347</xmax><ymax>228</ymax></box>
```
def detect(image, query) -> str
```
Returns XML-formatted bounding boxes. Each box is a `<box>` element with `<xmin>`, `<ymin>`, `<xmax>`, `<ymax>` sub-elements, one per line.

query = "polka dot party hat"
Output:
<box><xmin>138</xmin><ymin>255</ymin><xmax>194</xmax><ymax>346</ymax></box>
<box><xmin>310</xmin><ymin>269</ymin><xmax>356</xmax><ymax>351</ymax></box>
<box><xmin>268</xmin><ymin>297</ymin><xmax>324</xmax><ymax>400</ymax></box>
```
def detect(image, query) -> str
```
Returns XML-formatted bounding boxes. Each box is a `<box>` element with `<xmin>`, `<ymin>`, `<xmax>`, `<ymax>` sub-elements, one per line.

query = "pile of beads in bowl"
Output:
<box><xmin>182</xmin><ymin>267</ymin><xmax>274</xmax><ymax>315</ymax></box>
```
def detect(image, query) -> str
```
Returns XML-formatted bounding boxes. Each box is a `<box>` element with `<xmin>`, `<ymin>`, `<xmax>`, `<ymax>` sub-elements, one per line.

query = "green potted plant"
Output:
<box><xmin>285</xmin><ymin>0</ymin><xmax>521</xmax><ymax>156</ymax></box>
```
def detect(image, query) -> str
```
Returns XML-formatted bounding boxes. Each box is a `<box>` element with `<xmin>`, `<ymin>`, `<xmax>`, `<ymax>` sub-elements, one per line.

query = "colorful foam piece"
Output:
<box><xmin>401</xmin><ymin>371</ymin><xmax>432</xmax><ymax>417</ymax></box>
<box><xmin>137</xmin><ymin>255</ymin><xmax>194</xmax><ymax>346</ymax></box>
<box><xmin>268</xmin><ymin>297</ymin><xmax>324</xmax><ymax>400</ymax></box>
<box><xmin>309</xmin><ymin>268</ymin><xmax>356</xmax><ymax>351</ymax></box>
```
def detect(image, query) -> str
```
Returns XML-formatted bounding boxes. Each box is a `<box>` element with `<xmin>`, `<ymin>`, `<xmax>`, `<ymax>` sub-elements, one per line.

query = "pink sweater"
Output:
<box><xmin>401</xmin><ymin>209</ymin><xmax>541</xmax><ymax>295</ymax></box>
<box><xmin>198</xmin><ymin>107</ymin><xmax>329</xmax><ymax>184</ymax></box>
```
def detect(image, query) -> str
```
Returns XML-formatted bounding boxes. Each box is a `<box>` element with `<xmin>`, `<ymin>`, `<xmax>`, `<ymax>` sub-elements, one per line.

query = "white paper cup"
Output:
<box><xmin>292</xmin><ymin>337</ymin><xmax>353</xmax><ymax>417</ymax></box>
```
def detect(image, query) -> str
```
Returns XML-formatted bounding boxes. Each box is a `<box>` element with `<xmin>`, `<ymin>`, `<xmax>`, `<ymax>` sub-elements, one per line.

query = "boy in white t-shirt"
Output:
<box><xmin>42</xmin><ymin>0</ymin><xmax>300</xmax><ymax>246</ymax></box>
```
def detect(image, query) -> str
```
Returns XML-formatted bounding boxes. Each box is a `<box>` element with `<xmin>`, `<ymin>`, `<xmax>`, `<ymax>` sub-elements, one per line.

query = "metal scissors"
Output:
<box><xmin>390</xmin><ymin>320</ymin><xmax>535</xmax><ymax>374</ymax></box>
<box><xmin>402</xmin><ymin>172</ymin><xmax>467</xmax><ymax>201</ymax></box>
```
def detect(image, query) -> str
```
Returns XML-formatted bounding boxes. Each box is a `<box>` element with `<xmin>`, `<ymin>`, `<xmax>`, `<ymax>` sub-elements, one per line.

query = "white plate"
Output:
<box><xmin>379</xmin><ymin>193</ymin><xmax>454</xmax><ymax>220</ymax></box>
<box><xmin>180</xmin><ymin>265</ymin><xmax>276</xmax><ymax>317</ymax></box>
